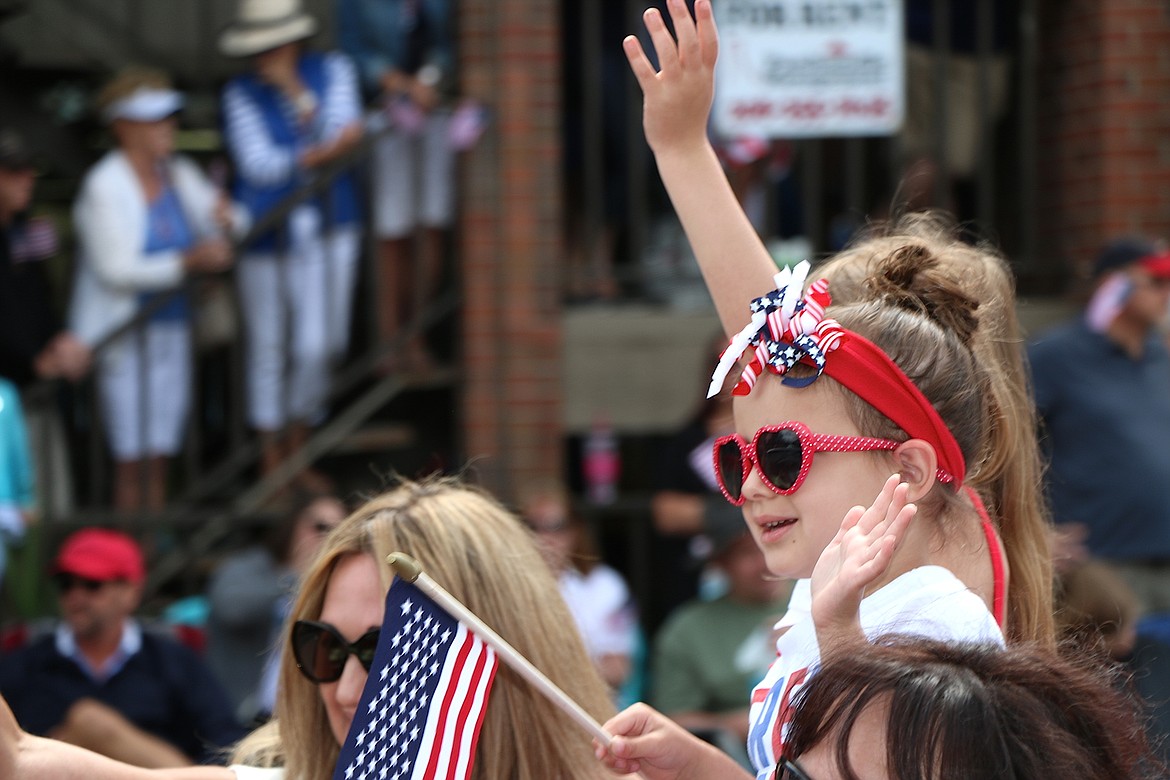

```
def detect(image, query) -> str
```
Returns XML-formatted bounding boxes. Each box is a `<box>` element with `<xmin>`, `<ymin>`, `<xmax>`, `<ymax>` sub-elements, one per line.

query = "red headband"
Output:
<box><xmin>824</xmin><ymin>330</ymin><xmax>965</xmax><ymax>488</ymax></box>
<box><xmin>708</xmin><ymin>262</ymin><xmax>966</xmax><ymax>488</ymax></box>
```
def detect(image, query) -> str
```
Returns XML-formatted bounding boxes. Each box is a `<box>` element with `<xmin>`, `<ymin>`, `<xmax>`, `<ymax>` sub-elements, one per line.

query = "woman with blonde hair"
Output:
<box><xmin>1</xmin><ymin>477</ymin><xmax>621</xmax><ymax>779</ymax></box>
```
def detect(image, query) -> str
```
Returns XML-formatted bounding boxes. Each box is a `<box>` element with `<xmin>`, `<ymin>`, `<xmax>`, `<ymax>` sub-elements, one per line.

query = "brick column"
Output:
<box><xmin>458</xmin><ymin>1</ymin><xmax>564</xmax><ymax>500</ymax></box>
<box><xmin>1038</xmin><ymin>0</ymin><xmax>1170</xmax><ymax>284</ymax></box>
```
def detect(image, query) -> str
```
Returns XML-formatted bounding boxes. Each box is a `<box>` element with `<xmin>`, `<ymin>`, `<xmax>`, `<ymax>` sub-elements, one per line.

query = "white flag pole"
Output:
<box><xmin>387</xmin><ymin>552</ymin><xmax>614</xmax><ymax>746</ymax></box>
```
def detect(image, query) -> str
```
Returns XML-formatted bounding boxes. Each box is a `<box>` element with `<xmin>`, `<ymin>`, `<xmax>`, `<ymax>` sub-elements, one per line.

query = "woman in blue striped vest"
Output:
<box><xmin>220</xmin><ymin>0</ymin><xmax>365</xmax><ymax>489</ymax></box>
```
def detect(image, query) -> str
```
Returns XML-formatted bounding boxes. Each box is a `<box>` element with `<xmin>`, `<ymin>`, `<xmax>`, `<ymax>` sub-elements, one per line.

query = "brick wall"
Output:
<box><xmin>1038</xmin><ymin>0</ymin><xmax>1170</xmax><ymax>287</ymax></box>
<box><xmin>458</xmin><ymin>1</ymin><xmax>564</xmax><ymax>501</ymax></box>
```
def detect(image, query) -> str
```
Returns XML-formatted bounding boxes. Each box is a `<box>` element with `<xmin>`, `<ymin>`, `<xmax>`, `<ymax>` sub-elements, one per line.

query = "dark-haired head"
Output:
<box><xmin>783</xmin><ymin>637</ymin><xmax>1159</xmax><ymax>780</ymax></box>
<box><xmin>267</xmin><ymin>490</ymin><xmax>347</xmax><ymax>573</ymax></box>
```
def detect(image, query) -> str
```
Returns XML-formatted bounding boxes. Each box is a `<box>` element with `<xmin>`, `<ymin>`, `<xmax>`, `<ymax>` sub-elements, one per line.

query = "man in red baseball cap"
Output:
<box><xmin>0</xmin><ymin>528</ymin><xmax>244</xmax><ymax>767</ymax></box>
<box><xmin>50</xmin><ymin>530</ymin><xmax>146</xmax><ymax>655</ymax></box>
<box><xmin>1030</xmin><ymin>235</ymin><xmax>1170</xmax><ymax>618</ymax></box>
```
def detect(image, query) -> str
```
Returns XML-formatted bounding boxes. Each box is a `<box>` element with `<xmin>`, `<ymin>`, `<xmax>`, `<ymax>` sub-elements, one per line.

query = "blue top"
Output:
<box><xmin>222</xmin><ymin>50</ymin><xmax>361</xmax><ymax>253</ymax></box>
<box><xmin>138</xmin><ymin>184</ymin><xmax>193</xmax><ymax>322</ymax></box>
<box><xmin>0</xmin><ymin>378</ymin><xmax>32</xmax><ymax>509</ymax></box>
<box><xmin>0</xmin><ymin>628</ymin><xmax>246</xmax><ymax>763</ymax></box>
<box><xmin>1029</xmin><ymin>318</ymin><xmax>1170</xmax><ymax>560</ymax></box>
<box><xmin>0</xmin><ymin>378</ymin><xmax>31</xmax><ymax>582</ymax></box>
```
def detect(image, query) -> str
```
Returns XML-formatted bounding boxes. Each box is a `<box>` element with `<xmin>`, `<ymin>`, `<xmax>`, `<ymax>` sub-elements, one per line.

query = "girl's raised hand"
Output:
<box><xmin>810</xmin><ymin>475</ymin><xmax>917</xmax><ymax>645</ymax></box>
<box><xmin>623</xmin><ymin>0</ymin><xmax>719</xmax><ymax>157</ymax></box>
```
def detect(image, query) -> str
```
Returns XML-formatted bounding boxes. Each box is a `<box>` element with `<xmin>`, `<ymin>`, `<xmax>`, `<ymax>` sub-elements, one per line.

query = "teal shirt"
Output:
<box><xmin>0</xmin><ymin>379</ymin><xmax>33</xmax><ymax>510</ymax></box>
<box><xmin>0</xmin><ymin>378</ymin><xmax>33</xmax><ymax>583</ymax></box>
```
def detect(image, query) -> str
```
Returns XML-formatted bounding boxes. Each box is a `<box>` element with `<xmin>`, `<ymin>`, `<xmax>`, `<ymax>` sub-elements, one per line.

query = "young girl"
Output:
<box><xmin>817</xmin><ymin>215</ymin><xmax>1054</xmax><ymax>645</ymax></box>
<box><xmin>597</xmin><ymin>1</ymin><xmax>1048</xmax><ymax>776</ymax></box>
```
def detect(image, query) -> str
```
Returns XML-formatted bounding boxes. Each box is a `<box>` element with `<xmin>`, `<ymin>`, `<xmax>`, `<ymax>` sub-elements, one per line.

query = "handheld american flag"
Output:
<box><xmin>332</xmin><ymin>577</ymin><xmax>498</xmax><ymax>780</ymax></box>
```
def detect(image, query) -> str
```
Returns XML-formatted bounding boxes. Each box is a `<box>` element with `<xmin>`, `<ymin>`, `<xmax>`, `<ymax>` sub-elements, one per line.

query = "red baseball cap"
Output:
<box><xmin>53</xmin><ymin>528</ymin><xmax>145</xmax><ymax>585</ymax></box>
<box><xmin>1140</xmin><ymin>251</ymin><xmax>1170</xmax><ymax>279</ymax></box>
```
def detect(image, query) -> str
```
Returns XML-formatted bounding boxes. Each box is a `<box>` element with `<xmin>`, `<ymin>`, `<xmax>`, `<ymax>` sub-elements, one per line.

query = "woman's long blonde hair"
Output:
<box><xmin>816</xmin><ymin>213</ymin><xmax>1055</xmax><ymax>646</ymax></box>
<box><xmin>232</xmin><ymin>477</ymin><xmax>616</xmax><ymax>779</ymax></box>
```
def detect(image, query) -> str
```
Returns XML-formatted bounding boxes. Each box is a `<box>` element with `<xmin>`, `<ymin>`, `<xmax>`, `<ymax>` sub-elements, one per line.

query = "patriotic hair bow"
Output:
<box><xmin>707</xmin><ymin>261</ymin><xmax>845</xmax><ymax>399</ymax></box>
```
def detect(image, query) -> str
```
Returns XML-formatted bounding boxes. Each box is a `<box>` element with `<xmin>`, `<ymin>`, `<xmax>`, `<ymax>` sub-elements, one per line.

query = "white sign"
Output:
<box><xmin>712</xmin><ymin>0</ymin><xmax>904</xmax><ymax>138</ymax></box>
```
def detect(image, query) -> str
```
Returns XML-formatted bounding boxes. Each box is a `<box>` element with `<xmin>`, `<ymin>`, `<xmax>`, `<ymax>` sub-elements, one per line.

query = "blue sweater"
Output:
<box><xmin>0</xmin><ymin>629</ymin><xmax>246</xmax><ymax>762</ymax></box>
<box><xmin>1029</xmin><ymin>319</ymin><xmax>1170</xmax><ymax>560</ymax></box>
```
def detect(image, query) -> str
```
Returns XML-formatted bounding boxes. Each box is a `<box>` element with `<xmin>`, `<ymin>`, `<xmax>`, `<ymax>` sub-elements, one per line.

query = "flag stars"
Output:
<box><xmin>336</xmin><ymin>586</ymin><xmax>494</xmax><ymax>780</ymax></box>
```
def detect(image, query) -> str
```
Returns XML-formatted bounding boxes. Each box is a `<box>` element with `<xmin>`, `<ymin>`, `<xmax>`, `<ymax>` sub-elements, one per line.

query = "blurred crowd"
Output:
<box><xmin>3</xmin><ymin>0</ymin><xmax>1170</xmax><ymax>778</ymax></box>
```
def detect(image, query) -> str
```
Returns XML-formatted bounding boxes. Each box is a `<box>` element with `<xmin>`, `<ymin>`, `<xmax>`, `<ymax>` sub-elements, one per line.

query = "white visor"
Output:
<box><xmin>103</xmin><ymin>88</ymin><xmax>184</xmax><ymax>124</ymax></box>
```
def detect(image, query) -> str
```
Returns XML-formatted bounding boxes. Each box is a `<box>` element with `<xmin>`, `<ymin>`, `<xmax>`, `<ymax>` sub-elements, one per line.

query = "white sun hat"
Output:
<box><xmin>219</xmin><ymin>0</ymin><xmax>318</xmax><ymax>58</ymax></box>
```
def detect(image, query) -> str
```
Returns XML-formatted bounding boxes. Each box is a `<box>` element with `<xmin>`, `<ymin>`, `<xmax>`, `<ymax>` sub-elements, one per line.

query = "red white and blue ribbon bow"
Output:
<box><xmin>707</xmin><ymin>261</ymin><xmax>846</xmax><ymax>399</ymax></box>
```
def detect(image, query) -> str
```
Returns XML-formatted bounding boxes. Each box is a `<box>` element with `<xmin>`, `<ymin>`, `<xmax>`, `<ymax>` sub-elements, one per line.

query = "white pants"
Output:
<box><xmin>238</xmin><ymin>222</ymin><xmax>361</xmax><ymax>431</ymax></box>
<box><xmin>372</xmin><ymin>109</ymin><xmax>455</xmax><ymax>239</ymax></box>
<box><xmin>98</xmin><ymin>320</ymin><xmax>191</xmax><ymax>460</ymax></box>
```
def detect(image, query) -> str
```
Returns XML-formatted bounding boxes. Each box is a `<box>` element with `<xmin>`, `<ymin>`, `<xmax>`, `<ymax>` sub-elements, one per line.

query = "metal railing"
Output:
<box><xmin>563</xmin><ymin>0</ymin><xmax>1051</xmax><ymax>302</ymax></box>
<box><xmin>21</xmin><ymin>127</ymin><xmax>460</xmax><ymax>603</ymax></box>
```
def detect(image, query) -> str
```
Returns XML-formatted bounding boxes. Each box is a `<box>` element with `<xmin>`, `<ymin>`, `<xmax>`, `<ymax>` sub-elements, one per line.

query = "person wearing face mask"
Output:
<box><xmin>650</xmin><ymin>500</ymin><xmax>791</xmax><ymax>767</ymax></box>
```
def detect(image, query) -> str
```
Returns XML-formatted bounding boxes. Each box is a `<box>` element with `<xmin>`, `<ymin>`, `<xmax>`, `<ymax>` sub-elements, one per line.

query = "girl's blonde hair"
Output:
<box><xmin>816</xmin><ymin>213</ymin><xmax>1055</xmax><ymax>646</ymax></box>
<box><xmin>231</xmin><ymin>477</ymin><xmax>616</xmax><ymax>779</ymax></box>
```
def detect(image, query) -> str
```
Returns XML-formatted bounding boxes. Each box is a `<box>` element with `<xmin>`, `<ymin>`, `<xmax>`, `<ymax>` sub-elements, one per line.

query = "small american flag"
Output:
<box><xmin>332</xmin><ymin>578</ymin><xmax>498</xmax><ymax>780</ymax></box>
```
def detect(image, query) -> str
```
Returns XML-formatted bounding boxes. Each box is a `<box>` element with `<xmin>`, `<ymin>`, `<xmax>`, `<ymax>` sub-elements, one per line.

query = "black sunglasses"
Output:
<box><xmin>714</xmin><ymin>421</ymin><xmax>900</xmax><ymax>505</ymax></box>
<box><xmin>291</xmin><ymin>620</ymin><xmax>380</xmax><ymax>683</ymax></box>
<box><xmin>53</xmin><ymin>573</ymin><xmax>110</xmax><ymax>593</ymax></box>
<box><xmin>777</xmin><ymin>756</ymin><xmax>815</xmax><ymax>780</ymax></box>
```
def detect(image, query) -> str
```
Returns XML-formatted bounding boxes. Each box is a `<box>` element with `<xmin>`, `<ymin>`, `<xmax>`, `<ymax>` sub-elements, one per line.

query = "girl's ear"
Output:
<box><xmin>892</xmin><ymin>440</ymin><xmax>938</xmax><ymax>501</ymax></box>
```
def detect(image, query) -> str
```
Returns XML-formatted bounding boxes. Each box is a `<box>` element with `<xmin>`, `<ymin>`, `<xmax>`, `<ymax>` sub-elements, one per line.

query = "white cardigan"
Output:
<box><xmin>69</xmin><ymin>150</ymin><xmax>248</xmax><ymax>346</ymax></box>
